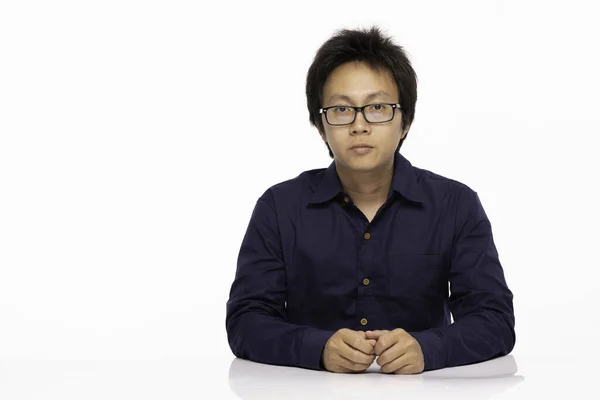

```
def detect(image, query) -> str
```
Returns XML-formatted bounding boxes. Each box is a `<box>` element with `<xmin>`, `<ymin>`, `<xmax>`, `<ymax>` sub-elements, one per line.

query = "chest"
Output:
<box><xmin>284</xmin><ymin>202</ymin><xmax>450</xmax><ymax>286</ymax></box>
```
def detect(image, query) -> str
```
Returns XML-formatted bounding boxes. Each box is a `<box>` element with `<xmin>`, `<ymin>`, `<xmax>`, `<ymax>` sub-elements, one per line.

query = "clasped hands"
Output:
<box><xmin>322</xmin><ymin>328</ymin><xmax>425</xmax><ymax>374</ymax></box>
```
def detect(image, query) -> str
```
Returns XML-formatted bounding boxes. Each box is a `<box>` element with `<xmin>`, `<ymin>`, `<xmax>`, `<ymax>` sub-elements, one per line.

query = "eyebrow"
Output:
<box><xmin>326</xmin><ymin>91</ymin><xmax>393</xmax><ymax>104</ymax></box>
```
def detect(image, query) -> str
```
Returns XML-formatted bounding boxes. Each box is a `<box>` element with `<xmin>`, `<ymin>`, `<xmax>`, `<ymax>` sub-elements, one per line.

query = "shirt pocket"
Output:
<box><xmin>386</xmin><ymin>254</ymin><xmax>447</xmax><ymax>298</ymax></box>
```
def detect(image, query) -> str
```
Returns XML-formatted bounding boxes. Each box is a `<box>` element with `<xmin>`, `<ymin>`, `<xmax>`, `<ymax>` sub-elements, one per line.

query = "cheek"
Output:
<box><xmin>323</xmin><ymin>128</ymin><xmax>344</xmax><ymax>145</ymax></box>
<box><xmin>380</xmin><ymin>127</ymin><xmax>403</xmax><ymax>144</ymax></box>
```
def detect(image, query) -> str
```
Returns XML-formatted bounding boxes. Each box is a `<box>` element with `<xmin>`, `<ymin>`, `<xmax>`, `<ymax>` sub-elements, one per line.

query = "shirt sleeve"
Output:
<box><xmin>409</xmin><ymin>188</ymin><xmax>516</xmax><ymax>371</ymax></box>
<box><xmin>225</xmin><ymin>191</ymin><xmax>337</xmax><ymax>370</ymax></box>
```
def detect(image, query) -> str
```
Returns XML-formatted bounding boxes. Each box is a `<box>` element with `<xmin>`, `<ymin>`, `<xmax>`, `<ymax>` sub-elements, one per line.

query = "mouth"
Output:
<box><xmin>350</xmin><ymin>144</ymin><xmax>373</xmax><ymax>149</ymax></box>
<box><xmin>350</xmin><ymin>146</ymin><xmax>374</xmax><ymax>154</ymax></box>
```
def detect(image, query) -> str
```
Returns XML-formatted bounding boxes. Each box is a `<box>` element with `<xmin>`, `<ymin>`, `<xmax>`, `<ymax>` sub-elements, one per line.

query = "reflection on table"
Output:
<box><xmin>228</xmin><ymin>355</ymin><xmax>524</xmax><ymax>399</ymax></box>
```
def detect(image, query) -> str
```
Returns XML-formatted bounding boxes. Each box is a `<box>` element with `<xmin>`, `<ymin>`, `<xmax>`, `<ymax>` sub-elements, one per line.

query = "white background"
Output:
<box><xmin>1</xmin><ymin>0</ymin><xmax>599</xmax><ymax>398</ymax></box>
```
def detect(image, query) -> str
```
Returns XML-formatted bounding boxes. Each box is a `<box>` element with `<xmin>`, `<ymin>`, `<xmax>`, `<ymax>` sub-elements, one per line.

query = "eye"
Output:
<box><xmin>333</xmin><ymin>106</ymin><xmax>352</xmax><ymax>113</ymax></box>
<box><xmin>366</xmin><ymin>103</ymin><xmax>389</xmax><ymax>112</ymax></box>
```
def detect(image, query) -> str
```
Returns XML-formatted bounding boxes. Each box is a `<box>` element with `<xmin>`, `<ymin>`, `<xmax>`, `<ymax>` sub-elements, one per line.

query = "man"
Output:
<box><xmin>225</xmin><ymin>26</ymin><xmax>515</xmax><ymax>374</ymax></box>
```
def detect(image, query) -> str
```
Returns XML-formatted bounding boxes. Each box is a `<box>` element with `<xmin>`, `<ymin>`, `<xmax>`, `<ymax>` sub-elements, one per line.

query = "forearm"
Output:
<box><xmin>410</xmin><ymin>306</ymin><xmax>515</xmax><ymax>371</ymax></box>
<box><xmin>226</xmin><ymin>306</ymin><xmax>335</xmax><ymax>370</ymax></box>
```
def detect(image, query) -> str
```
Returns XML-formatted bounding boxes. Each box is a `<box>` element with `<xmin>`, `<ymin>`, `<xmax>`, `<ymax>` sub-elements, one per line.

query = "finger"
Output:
<box><xmin>334</xmin><ymin>353</ymin><xmax>372</xmax><ymax>372</ymax></box>
<box><xmin>394</xmin><ymin>362</ymin><xmax>422</xmax><ymax>375</ymax></box>
<box><xmin>367</xmin><ymin>339</ymin><xmax>377</xmax><ymax>347</ymax></box>
<box><xmin>365</xmin><ymin>330</ymin><xmax>389</xmax><ymax>340</ymax></box>
<box><xmin>341</xmin><ymin>332</ymin><xmax>376</xmax><ymax>355</ymax></box>
<box><xmin>380</xmin><ymin>351</ymin><xmax>412</xmax><ymax>374</ymax></box>
<box><xmin>338</xmin><ymin>341</ymin><xmax>376</xmax><ymax>365</ymax></box>
<box><xmin>332</xmin><ymin>364</ymin><xmax>356</xmax><ymax>374</ymax></box>
<box><xmin>326</xmin><ymin>361</ymin><xmax>355</xmax><ymax>374</ymax></box>
<box><xmin>373</xmin><ymin>333</ymin><xmax>398</xmax><ymax>356</ymax></box>
<box><xmin>377</xmin><ymin>340</ymin><xmax>409</xmax><ymax>366</ymax></box>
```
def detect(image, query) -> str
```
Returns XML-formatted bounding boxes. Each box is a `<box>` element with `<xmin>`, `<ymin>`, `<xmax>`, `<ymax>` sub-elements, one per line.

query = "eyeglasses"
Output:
<box><xmin>319</xmin><ymin>103</ymin><xmax>402</xmax><ymax>126</ymax></box>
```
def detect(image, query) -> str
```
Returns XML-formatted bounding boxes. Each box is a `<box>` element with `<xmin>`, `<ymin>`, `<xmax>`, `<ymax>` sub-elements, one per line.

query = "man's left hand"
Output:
<box><xmin>365</xmin><ymin>329</ymin><xmax>425</xmax><ymax>374</ymax></box>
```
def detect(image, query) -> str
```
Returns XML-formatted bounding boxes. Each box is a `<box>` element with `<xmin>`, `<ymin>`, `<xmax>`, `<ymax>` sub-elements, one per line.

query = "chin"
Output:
<box><xmin>341</xmin><ymin>156</ymin><xmax>379</xmax><ymax>170</ymax></box>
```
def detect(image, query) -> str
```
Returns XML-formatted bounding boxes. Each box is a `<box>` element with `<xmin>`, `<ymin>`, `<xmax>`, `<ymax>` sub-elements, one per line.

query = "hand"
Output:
<box><xmin>365</xmin><ymin>329</ymin><xmax>425</xmax><ymax>374</ymax></box>
<box><xmin>322</xmin><ymin>328</ymin><xmax>377</xmax><ymax>373</ymax></box>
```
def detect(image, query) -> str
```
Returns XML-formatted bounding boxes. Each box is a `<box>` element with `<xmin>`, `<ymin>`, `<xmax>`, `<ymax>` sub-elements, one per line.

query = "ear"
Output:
<box><xmin>401</xmin><ymin>126</ymin><xmax>410</xmax><ymax>140</ymax></box>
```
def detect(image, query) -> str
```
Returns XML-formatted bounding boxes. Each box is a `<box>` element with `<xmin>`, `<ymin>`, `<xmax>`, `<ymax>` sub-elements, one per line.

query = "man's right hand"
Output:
<box><xmin>322</xmin><ymin>328</ymin><xmax>377</xmax><ymax>373</ymax></box>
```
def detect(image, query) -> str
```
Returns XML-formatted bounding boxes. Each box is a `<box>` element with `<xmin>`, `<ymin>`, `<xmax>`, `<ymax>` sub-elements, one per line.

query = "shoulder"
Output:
<box><xmin>412</xmin><ymin>164</ymin><xmax>478</xmax><ymax>206</ymax></box>
<box><xmin>256</xmin><ymin>167</ymin><xmax>326</xmax><ymax>209</ymax></box>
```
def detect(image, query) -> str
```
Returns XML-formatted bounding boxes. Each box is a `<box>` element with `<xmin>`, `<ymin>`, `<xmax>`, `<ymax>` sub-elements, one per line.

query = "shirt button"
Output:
<box><xmin>360</xmin><ymin>318</ymin><xmax>368</xmax><ymax>326</ymax></box>
<box><xmin>343</xmin><ymin>196</ymin><xmax>350</xmax><ymax>204</ymax></box>
<box><xmin>362</xmin><ymin>278</ymin><xmax>370</xmax><ymax>286</ymax></box>
<box><xmin>364</xmin><ymin>232</ymin><xmax>371</xmax><ymax>240</ymax></box>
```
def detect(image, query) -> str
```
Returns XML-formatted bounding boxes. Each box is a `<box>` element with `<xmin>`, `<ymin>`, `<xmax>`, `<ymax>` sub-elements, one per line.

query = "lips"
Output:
<box><xmin>350</xmin><ymin>146</ymin><xmax>374</xmax><ymax>154</ymax></box>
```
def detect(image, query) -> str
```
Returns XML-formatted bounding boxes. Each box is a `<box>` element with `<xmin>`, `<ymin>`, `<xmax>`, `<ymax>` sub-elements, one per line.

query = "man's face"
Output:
<box><xmin>320</xmin><ymin>61</ymin><xmax>406</xmax><ymax>172</ymax></box>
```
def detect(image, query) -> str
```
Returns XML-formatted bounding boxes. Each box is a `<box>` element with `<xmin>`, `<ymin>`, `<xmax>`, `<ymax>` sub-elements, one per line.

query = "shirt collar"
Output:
<box><xmin>308</xmin><ymin>152</ymin><xmax>425</xmax><ymax>205</ymax></box>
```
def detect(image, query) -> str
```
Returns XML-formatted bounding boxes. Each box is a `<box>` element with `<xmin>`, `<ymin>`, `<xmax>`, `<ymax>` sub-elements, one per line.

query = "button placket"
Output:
<box><xmin>358</xmin><ymin>228</ymin><xmax>374</xmax><ymax>327</ymax></box>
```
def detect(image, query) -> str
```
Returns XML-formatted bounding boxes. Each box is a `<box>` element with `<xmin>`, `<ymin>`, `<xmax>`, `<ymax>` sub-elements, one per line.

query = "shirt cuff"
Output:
<box><xmin>409</xmin><ymin>329</ymin><xmax>445</xmax><ymax>371</ymax></box>
<box><xmin>299</xmin><ymin>328</ymin><xmax>337</xmax><ymax>371</ymax></box>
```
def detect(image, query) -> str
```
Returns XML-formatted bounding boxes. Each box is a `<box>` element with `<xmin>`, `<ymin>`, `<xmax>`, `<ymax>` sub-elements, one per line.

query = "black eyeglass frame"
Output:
<box><xmin>318</xmin><ymin>103</ymin><xmax>402</xmax><ymax>126</ymax></box>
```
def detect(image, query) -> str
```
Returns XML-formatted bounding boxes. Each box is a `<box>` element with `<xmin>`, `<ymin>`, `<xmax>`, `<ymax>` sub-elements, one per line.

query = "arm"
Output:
<box><xmin>225</xmin><ymin>192</ymin><xmax>336</xmax><ymax>370</ymax></box>
<box><xmin>409</xmin><ymin>188</ymin><xmax>516</xmax><ymax>371</ymax></box>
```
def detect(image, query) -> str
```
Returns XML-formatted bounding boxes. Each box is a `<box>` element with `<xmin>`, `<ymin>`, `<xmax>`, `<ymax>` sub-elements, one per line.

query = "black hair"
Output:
<box><xmin>306</xmin><ymin>26</ymin><xmax>418</xmax><ymax>158</ymax></box>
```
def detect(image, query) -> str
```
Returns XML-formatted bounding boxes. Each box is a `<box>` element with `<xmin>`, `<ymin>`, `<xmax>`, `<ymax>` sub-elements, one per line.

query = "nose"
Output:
<box><xmin>351</xmin><ymin>109</ymin><xmax>371</xmax><ymax>135</ymax></box>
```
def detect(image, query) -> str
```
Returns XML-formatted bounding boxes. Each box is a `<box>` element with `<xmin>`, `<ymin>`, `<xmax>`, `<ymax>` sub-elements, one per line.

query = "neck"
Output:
<box><xmin>336</xmin><ymin>158</ymin><xmax>394</xmax><ymax>205</ymax></box>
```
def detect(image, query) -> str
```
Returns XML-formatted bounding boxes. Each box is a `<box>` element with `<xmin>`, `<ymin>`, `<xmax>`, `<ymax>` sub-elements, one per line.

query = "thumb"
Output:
<box><xmin>367</xmin><ymin>339</ymin><xmax>377</xmax><ymax>347</ymax></box>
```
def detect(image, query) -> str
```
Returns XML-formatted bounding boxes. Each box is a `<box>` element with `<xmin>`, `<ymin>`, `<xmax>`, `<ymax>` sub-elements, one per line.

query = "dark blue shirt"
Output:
<box><xmin>226</xmin><ymin>152</ymin><xmax>515</xmax><ymax>371</ymax></box>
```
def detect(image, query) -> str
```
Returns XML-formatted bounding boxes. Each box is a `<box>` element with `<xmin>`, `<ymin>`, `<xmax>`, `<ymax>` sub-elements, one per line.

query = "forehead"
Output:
<box><xmin>322</xmin><ymin>61</ymin><xmax>398</xmax><ymax>103</ymax></box>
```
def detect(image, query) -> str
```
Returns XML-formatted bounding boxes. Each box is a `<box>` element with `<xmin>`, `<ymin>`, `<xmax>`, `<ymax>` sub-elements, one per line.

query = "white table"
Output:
<box><xmin>0</xmin><ymin>353</ymin><xmax>594</xmax><ymax>399</ymax></box>
<box><xmin>228</xmin><ymin>355</ymin><xmax>523</xmax><ymax>399</ymax></box>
